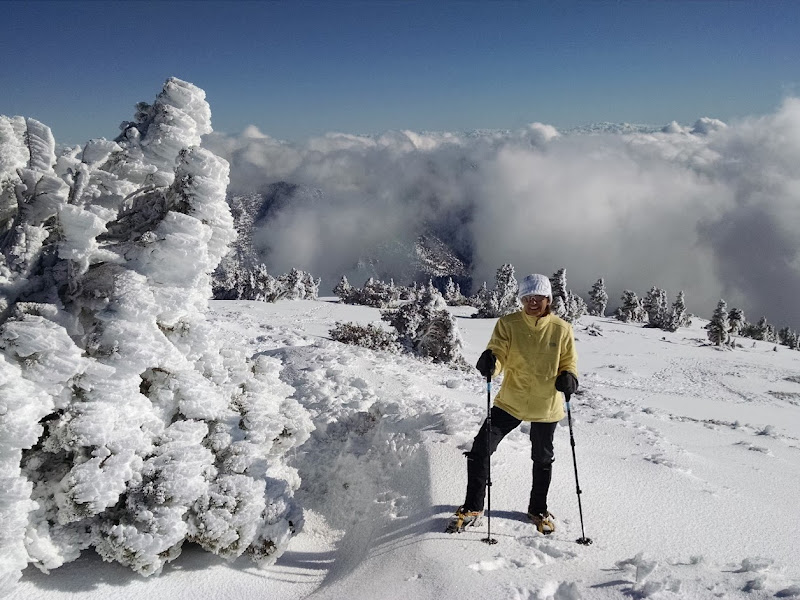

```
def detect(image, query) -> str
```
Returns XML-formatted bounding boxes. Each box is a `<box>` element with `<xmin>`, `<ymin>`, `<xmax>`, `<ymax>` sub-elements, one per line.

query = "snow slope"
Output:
<box><xmin>9</xmin><ymin>299</ymin><xmax>800</xmax><ymax>600</ymax></box>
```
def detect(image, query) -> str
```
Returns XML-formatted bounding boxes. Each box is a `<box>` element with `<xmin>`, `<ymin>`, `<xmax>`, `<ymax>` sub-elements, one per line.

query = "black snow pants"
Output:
<box><xmin>463</xmin><ymin>405</ymin><xmax>558</xmax><ymax>515</ymax></box>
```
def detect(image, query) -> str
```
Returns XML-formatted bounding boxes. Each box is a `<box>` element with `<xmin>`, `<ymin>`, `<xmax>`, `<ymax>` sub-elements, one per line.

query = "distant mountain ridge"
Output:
<box><xmin>215</xmin><ymin>182</ymin><xmax>473</xmax><ymax>292</ymax></box>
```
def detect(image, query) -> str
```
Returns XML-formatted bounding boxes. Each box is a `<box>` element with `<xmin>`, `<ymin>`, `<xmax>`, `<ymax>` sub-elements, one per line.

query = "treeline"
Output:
<box><xmin>214</xmin><ymin>262</ymin><xmax>798</xmax><ymax>353</ymax></box>
<box><xmin>707</xmin><ymin>300</ymin><xmax>798</xmax><ymax>350</ymax></box>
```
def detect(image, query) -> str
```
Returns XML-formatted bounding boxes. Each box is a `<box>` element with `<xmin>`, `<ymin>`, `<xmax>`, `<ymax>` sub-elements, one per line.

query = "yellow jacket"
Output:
<box><xmin>486</xmin><ymin>311</ymin><xmax>578</xmax><ymax>423</ymax></box>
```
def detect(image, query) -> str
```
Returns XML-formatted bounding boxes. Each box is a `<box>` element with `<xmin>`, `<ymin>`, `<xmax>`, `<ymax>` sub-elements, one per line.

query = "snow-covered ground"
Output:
<box><xmin>9</xmin><ymin>298</ymin><xmax>800</xmax><ymax>600</ymax></box>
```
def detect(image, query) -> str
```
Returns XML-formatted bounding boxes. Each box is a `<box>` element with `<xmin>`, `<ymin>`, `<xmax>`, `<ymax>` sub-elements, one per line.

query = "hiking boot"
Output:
<box><xmin>528</xmin><ymin>511</ymin><xmax>556</xmax><ymax>535</ymax></box>
<box><xmin>445</xmin><ymin>506</ymin><xmax>484</xmax><ymax>533</ymax></box>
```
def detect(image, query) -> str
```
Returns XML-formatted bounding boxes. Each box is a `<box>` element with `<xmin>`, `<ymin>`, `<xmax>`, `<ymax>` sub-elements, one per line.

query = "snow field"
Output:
<box><xmin>8</xmin><ymin>298</ymin><xmax>800</xmax><ymax>599</ymax></box>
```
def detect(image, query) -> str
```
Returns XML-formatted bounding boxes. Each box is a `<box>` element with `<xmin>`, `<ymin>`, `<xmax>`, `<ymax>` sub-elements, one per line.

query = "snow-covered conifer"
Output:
<box><xmin>333</xmin><ymin>275</ymin><xmax>353</xmax><ymax>302</ymax></box>
<box><xmin>495</xmin><ymin>264</ymin><xmax>519</xmax><ymax>313</ymax></box>
<box><xmin>278</xmin><ymin>268</ymin><xmax>306</xmax><ymax>300</ymax></box>
<box><xmin>474</xmin><ymin>264</ymin><xmax>519</xmax><ymax>318</ymax></box>
<box><xmin>0</xmin><ymin>78</ymin><xmax>312</xmax><ymax>588</ymax></box>
<box><xmin>728</xmin><ymin>307</ymin><xmax>745</xmax><ymax>337</ymax></box>
<box><xmin>665</xmin><ymin>290</ymin><xmax>690</xmax><ymax>332</ymax></box>
<box><xmin>708</xmin><ymin>300</ymin><xmax>730</xmax><ymax>346</ymax></box>
<box><xmin>443</xmin><ymin>277</ymin><xmax>466</xmax><ymax>306</ymax></box>
<box><xmin>550</xmin><ymin>269</ymin><xmax>567</xmax><ymax>304</ymax></box>
<box><xmin>644</xmin><ymin>286</ymin><xmax>670</xmax><ymax>328</ymax></box>
<box><xmin>382</xmin><ymin>284</ymin><xmax>464</xmax><ymax>364</ymax></box>
<box><xmin>588</xmin><ymin>278</ymin><xmax>608</xmax><ymax>317</ymax></box>
<box><xmin>616</xmin><ymin>290</ymin><xmax>646</xmax><ymax>323</ymax></box>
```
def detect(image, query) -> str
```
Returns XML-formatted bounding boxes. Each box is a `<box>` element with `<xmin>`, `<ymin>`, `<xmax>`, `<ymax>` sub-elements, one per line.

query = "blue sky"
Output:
<box><xmin>2</xmin><ymin>0</ymin><xmax>799</xmax><ymax>145</ymax></box>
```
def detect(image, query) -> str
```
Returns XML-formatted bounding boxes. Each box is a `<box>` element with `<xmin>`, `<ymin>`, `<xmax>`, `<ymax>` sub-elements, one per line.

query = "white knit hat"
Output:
<box><xmin>518</xmin><ymin>274</ymin><xmax>552</xmax><ymax>300</ymax></box>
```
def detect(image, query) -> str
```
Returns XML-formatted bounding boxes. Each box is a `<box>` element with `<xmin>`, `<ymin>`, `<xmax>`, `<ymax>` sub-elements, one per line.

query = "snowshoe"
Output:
<box><xmin>445</xmin><ymin>506</ymin><xmax>484</xmax><ymax>533</ymax></box>
<box><xmin>528</xmin><ymin>511</ymin><xmax>556</xmax><ymax>535</ymax></box>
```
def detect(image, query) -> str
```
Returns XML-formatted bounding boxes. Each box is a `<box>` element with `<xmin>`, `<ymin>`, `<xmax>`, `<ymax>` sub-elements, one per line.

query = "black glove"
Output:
<box><xmin>555</xmin><ymin>371</ymin><xmax>579</xmax><ymax>395</ymax></box>
<box><xmin>476</xmin><ymin>349</ymin><xmax>496</xmax><ymax>379</ymax></box>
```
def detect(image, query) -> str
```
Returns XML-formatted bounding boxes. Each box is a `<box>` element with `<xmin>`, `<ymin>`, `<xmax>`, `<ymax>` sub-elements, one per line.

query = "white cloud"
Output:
<box><xmin>203</xmin><ymin>99</ymin><xmax>800</xmax><ymax>328</ymax></box>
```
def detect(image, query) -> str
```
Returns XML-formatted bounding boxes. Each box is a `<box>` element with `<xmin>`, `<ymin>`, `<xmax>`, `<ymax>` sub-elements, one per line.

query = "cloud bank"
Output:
<box><xmin>203</xmin><ymin>99</ymin><xmax>800</xmax><ymax>329</ymax></box>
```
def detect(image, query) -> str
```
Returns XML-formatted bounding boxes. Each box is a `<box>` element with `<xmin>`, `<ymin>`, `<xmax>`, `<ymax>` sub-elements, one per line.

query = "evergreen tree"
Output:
<box><xmin>562</xmin><ymin>290</ymin><xmax>588</xmax><ymax>323</ymax></box>
<box><xmin>588</xmin><ymin>278</ymin><xmax>608</xmax><ymax>317</ymax></box>
<box><xmin>0</xmin><ymin>79</ymin><xmax>311</xmax><ymax>584</ymax></box>
<box><xmin>334</xmin><ymin>275</ymin><xmax>353</xmax><ymax>301</ymax></box>
<box><xmin>616</xmin><ymin>290</ymin><xmax>646</xmax><ymax>323</ymax></box>
<box><xmin>474</xmin><ymin>265</ymin><xmax>520</xmax><ymax>318</ymax></box>
<box><xmin>443</xmin><ymin>277</ymin><xmax>466</xmax><ymax>306</ymax></box>
<box><xmin>495</xmin><ymin>264</ymin><xmax>519</xmax><ymax>314</ymax></box>
<box><xmin>665</xmin><ymin>291</ymin><xmax>689</xmax><ymax>332</ymax></box>
<box><xmin>644</xmin><ymin>286</ymin><xmax>670</xmax><ymax>328</ymax></box>
<box><xmin>728</xmin><ymin>307</ymin><xmax>745</xmax><ymax>337</ymax></box>
<box><xmin>381</xmin><ymin>284</ymin><xmax>464</xmax><ymax>364</ymax></box>
<box><xmin>708</xmin><ymin>300</ymin><xmax>730</xmax><ymax>346</ymax></box>
<box><xmin>549</xmin><ymin>268</ymin><xmax>568</xmax><ymax>318</ymax></box>
<box><xmin>754</xmin><ymin>316</ymin><xmax>772</xmax><ymax>341</ymax></box>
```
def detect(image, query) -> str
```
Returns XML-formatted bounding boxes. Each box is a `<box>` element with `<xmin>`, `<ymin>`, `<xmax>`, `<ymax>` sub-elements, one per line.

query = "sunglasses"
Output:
<box><xmin>521</xmin><ymin>295</ymin><xmax>548</xmax><ymax>304</ymax></box>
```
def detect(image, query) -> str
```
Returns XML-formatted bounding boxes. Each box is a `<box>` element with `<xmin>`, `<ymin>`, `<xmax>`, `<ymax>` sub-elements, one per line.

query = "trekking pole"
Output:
<box><xmin>565</xmin><ymin>393</ymin><xmax>592</xmax><ymax>546</ymax></box>
<box><xmin>482</xmin><ymin>373</ymin><xmax>498</xmax><ymax>545</ymax></box>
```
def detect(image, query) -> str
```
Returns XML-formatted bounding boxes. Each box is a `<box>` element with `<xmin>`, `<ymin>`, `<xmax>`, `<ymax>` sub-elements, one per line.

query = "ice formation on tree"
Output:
<box><xmin>474</xmin><ymin>263</ymin><xmax>519</xmax><ymax>318</ymax></box>
<box><xmin>0</xmin><ymin>78</ymin><xmax>312</xmax><ymax>593</ymax></box>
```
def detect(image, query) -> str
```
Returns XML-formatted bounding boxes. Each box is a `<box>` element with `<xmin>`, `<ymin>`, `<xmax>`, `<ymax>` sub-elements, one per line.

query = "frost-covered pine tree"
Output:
<box><xmin>495</xmin><ymin>263</ymin><xmax>519</xmax><ymax>314</ymax></box>
<box><xmin>665</xmin><ymin>290</ymin><xmax>690</xmax><ymax>331</ymax></box>
<box><xmin>381</xmin><ymin>281</ymin><xmax>464</xmax><ymax>364</ymax></box>
<box><xmin>549</xmin><ymin>268</ymin><xmax>568</xmax><ymax>317</ymax></box>
<box><xmin>644</xmin><ymin>286</ymin><xmax>670</xmax><ymax>328</ymax></box>
<box><xmin>469</xmin><ymin>281</ymin><xmax>490</xmax><ymax>311</ymax></box>
<box><xmin>561</xmin><ymin>290</ymin><xmax>587</xmax><ymax>324</ymax></box>
<box><xmin>0</xmin><ymin>78</ymin><xmax>313</xmax><ymax>590</ymax></box>
<box><xmin>728</xmin><ymin>307</ymin><xmax>745</xmax><ymax>337</ymax></box>
<box><xmin>301</xmin><ymin>271</ymin><xmax>320</xmax><ymax>300</ymax></box>
<box><xmin>750</xmin><ymin>316</ymin><xmax>773</xmax><ymax>341</ymax></box>
<box><xmin>708</xmin><ymin>300</ymin><xmax>730</xmax><ymax>346</ymax></box>
<box><xmin>615</xmin><ymin>290</ymin><xmax>646</xmax><ymax>323</ymax></box>
<box><xmin>333</xmin><ymin>275</ymin><xmax>353</xmax><ymax>302</ymax></box>
<box><xmin>443</xmin><ymin>277</ymin><xmax>466</xmax><ymax>306</ymax></box>
<box><xmin>588</xmin><ymin>278</ymin><xmax>608</xmax><ymax>317</ymax></box>
<box><xmin>474</xmin><ymin>264</ymin><xmax>519</xmax><ymax>318</ymax></box>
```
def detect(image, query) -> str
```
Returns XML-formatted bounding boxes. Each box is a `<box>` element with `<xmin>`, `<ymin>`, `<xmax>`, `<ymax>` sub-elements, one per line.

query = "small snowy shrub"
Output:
<box><xmin>213</xmin><ymin>265</ymin><xmax>319</xmax><ymax>301</ymax></box>
<box><xmin>0</xmin><ymin>78</ymin><xmax>313</xmax><ymax>590</ymax></box>
<box><xmin>328</xmin><ymin>322</ymin><xmax>401</xmax><ymax>353</ymax></box>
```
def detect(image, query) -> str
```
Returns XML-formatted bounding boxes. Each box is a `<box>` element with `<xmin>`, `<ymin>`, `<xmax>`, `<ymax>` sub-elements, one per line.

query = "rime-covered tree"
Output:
<box><xmin>644</xmin><ymin>286</ymin><xmax>670</xmax><ymax>328</ymax></box>
<box><xmin>474</xmin><ymin>264</ymin><xmax>519</xmax><ymax>318</ymax></box>
<box><xmin>747</xmin><ymin>316</ymin><xmax>773</xmax><ymax>341</ymax></box>
<box><xmin>469</xmin><ymin>281</ymin><xmax>490</xmax><ymax>311</ymax></box>
<box><xmin>549</xmin><ymin>268</ymin><xmax>568</xmax><ymax>317</ymax></box>
<box><xmin>778</xmin><ymin>327</ymin><xmax>798</xmax><ymax>349</ymax></box>
<box><xmin>588</xmin><ymin>278</ymin><xmax>608</xmax><ymax>317</ymax></box>
<box><xmin>443</xmin><ymin>277</ymin><xmax>467</xmax><ymax>306</ymax></box>
<box><xmin>333</xmin><ymin>275</ymin><xmax>353</xmax><ymax>301</ymax></box>
<box><xmin>728</xmin><ymin>307</ymin><xmax>745</xmax><ymax>337</ymax></box>
<box><xmin>616</xmin><ymin>290</ymin><xmax>646</xmax><ymax>323</ymax></box>
<box><xmin>708</xmin><ymin>300</ymin><xmax>730</xmax><ymax>346</ymax></box>
<box><xmin>664</xmin><ymin>290</ymin><xmax>690</xmax><ymax>332</ymax></box>
<box><xmin>381</xmin><ymin>281</ymin><xmax>464</xmax><ymax>364</ymax></box>
<box><xmin>0</xmin><ymin>78</ymin><xmax>313</xmax><ymax>590</ymax></box>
